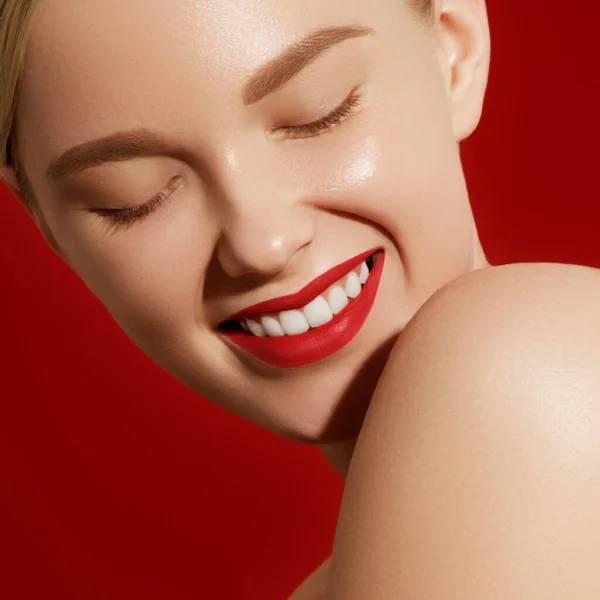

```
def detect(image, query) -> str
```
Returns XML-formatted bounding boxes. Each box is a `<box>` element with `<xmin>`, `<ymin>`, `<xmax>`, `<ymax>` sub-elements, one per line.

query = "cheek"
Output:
<box><xmin>294</xmin><ymin>107</ymin><xmax>471</xmax><ymax>243</ymax></box>
<box><xmin>287</xmin><ymin>93</ymin><xmax>475</xmax><ymax>292</ymax></box>
<box><xmin>48</xmin><ymin>200</ymin><xmax>215</xmax><ymax>347</ymax></box>
<box><xmin>322</xmin><ymin>135</ymin><xmax>380</xmax><ymax>192</ymax></box>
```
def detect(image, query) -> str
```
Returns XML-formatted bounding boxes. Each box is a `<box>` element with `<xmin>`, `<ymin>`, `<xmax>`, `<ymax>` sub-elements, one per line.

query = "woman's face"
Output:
<box><xmin>10</xmin><ymin>0</ymin><xmax>487</xmax><ymax>442</ymax></box>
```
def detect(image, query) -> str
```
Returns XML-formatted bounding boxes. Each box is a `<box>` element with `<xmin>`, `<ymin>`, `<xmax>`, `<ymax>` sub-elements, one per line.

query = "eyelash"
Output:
<box><xmin>93</xmin><ymin>88</ymin><xmax>363</xmax><ymax>230</ymax></box>
<box><xmin>92</xmin><ymin>176</ymin><xmax>184</xmax><ymax>232</ymax></box>
<box><xmin>275</xmin><ymin>86</ymin><xmax>363</xmax><ymax>139</ymax></box>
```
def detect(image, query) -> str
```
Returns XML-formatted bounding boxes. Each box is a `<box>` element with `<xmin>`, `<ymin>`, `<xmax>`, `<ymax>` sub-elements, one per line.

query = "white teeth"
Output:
<box><xmin>240</xmin><ymin>256</ymin><xmax>377</xmax><ymax>337</ymax></box>
<box><xmin>303</xmin><ymin>296</ymin><xmax>333</xmax><ymax>328</ymax></box>
<box><xmin>345</xmin><ymin>272</ymin><xmax>361</xmax><ymax>299</ymax></box>
<box><xmin>327</xmin><ymin>285</ymin><xmax>349</xmax><ymax>315</ymax></box>
<box><xmin>261</xmin><ymin>316</ymin><xmax>285</xmax><ymax>337</ymax></box>
<box><xmin>279</xmin><ymin>309</ymin><xmax>310</xmax><ymax>335</ymax></box>
<box><xmin>359</xmin><ymin>261</ymin><xmax>369</xmax><ymax>284</ymax></box>
<box><xmin>247</xmin><ymin>319</ymin><xmax>266</xmax><ymax>337</ymax></box>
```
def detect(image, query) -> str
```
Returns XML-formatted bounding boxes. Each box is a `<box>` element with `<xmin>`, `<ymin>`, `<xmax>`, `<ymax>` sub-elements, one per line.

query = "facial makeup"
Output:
<box><xmin>220</xmin><ymin>248</ymin><xmax>385</xmax><ymax>368</ymax></box>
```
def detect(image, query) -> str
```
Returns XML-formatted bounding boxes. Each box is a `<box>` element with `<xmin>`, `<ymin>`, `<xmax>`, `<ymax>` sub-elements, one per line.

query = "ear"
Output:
<box><xmin>1</xmin><ymin>165</ymin><xmax>68</xmax><ymax>261</ymax></box>
<box><xmin>433</xmin><ymin>0</ymin><xmax>491</xmax><ymax>140</ymax></box>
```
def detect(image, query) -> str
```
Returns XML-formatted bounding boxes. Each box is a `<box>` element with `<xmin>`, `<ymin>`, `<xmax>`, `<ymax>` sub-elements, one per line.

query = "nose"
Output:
<box><xmin>217</xmin><ymin>202</ymin><xmax>314</xmax><ymax>278</ymax></box>
<box><xmin>215</xmin><ymin>163</ymin><xmax>315</xmax><ymax>278</ymax></box>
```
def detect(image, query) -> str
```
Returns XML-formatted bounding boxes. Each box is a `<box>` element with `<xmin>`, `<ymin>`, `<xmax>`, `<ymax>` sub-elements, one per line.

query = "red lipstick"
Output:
<box><xmin>221</xmin><ymin>248</ymin><xmax>385</xmax><ymax>368</ymax></box>
<box><xmin>227</xmin><ymin>248</ymin><xmax>378</xmax><ymax>320</ymax></box>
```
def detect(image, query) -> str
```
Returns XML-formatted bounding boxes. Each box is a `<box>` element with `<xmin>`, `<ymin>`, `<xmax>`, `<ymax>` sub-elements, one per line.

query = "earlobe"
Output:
<box><xmin>435</xmin><ymin>0</ymin><xmax>491</xmax><ymax>140</ymax></box>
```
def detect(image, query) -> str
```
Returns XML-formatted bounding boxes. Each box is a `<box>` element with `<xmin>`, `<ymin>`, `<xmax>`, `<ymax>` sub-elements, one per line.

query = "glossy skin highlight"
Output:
<box><xmin>3</xmin><ymin>0</ymin><xmax>490</xmax><ymax>445</ymax></box>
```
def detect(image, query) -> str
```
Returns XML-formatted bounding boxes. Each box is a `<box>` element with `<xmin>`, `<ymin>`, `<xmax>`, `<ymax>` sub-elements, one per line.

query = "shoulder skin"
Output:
<box><xmin>326</xmin><ymin>262</ymin><xmax>600</xmax><ymax>599</ymax></box>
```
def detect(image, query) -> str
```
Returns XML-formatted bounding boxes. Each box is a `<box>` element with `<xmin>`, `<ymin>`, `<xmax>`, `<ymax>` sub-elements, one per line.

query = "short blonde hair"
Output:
<box><xmin>1</xmin><ymin>0</ymin><xmax>433</xmax><ymax>194</ymax></box>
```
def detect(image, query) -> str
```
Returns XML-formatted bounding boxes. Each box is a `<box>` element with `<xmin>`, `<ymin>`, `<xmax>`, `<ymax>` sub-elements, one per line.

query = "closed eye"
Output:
<box><xmin>88</xmin><ymin>88</ymin><xmax>362</xmax><ymax>233</ymax></box>
<box><xmin>90</xmin><ymin>175</ymin><xmax>184</xmax><ymax>233</ymax></box>
<box><xmin>275</xmin><ymin>86</ymin><xmax>363</xmax><ymax>140</ymax></box>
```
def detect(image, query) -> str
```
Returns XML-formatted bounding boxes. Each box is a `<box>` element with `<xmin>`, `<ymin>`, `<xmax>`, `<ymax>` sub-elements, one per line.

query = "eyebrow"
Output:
<box><xmin>45</xmin><ymin>131</ymin><xmax>172</xmax><ymax>185</ymax></box>
<box><xmin>45</xmin><ymin>24</ymin><xmax>374</xmax><ymax>186</ymax></box>
<box><xmin>242</xmin><ymin>24</ymin><xmax>374</xmax><ymax>105</ymax></box>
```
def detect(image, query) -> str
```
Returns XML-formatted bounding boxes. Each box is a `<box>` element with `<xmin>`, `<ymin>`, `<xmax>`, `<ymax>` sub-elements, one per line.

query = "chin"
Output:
<box><xmin>271</xmin><ymin>338</ymin><xmax>397</xmax><ymax>445</ymax></box>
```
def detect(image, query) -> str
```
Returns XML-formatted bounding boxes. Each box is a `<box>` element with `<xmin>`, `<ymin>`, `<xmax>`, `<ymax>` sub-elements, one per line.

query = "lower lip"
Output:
<box><xmin>222</xmin><ymin>251</ymin><xmax>385</xmax><ymax>369</ymax></box>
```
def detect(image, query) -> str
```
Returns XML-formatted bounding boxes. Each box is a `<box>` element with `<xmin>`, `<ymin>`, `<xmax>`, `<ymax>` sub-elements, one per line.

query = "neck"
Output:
<box><xmin>318</xmin><ymin>438</ymin><xmax>358</xmax><ymax>480</ymax></box>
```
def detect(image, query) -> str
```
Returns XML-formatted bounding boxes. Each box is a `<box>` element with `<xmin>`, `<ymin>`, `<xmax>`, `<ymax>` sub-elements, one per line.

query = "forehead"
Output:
<box><xmin>16</xmin><ymin>0</ymin><xmax>395</xmax><ymax>174</ymax></box>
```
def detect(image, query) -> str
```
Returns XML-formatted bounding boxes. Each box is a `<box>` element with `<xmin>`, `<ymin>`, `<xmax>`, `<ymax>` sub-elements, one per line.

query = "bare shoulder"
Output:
<box><xmin>385</xmin><ymin>261</ymin><xmax>600</xmax><ymax>392</ymax></box>
<box><xmin>327</xmin><ymin>262</ymin><xmax>600</xmax><ymax>599</ymax></box>
<box><xmin>406</xmin><ymin>261</ymin><xmax>600</xmax><ymax>346</ymax></box>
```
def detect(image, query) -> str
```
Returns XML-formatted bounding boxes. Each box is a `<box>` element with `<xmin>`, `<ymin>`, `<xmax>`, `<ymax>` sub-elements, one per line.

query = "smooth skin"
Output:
<box><xmin>289</xmin><ymin>263</ymin><xmax>600</xmax><ymax>599</ymax></box>
<box><xmin>1</xmin><ymin>0</ymin><xmax>491</xmax><ymax>445</ymax></box>
<box><xmin>2</xmin><ymin>0</ymin><xmax>600</xmax><ymax>597</ymax></box>
<box><xmin>326</xmin><ymin>262</ymin><xmax>600</xmax><ymax>599</ymax></box>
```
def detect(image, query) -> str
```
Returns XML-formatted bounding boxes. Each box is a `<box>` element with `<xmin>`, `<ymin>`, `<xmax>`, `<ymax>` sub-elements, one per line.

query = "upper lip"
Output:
<box><xmin>223</xmin><ymin>247</ymin><xmax>381</xmax><ymax>322</ymax></box>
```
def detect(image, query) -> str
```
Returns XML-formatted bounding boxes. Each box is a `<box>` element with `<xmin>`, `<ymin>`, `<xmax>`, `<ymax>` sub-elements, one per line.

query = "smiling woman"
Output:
<box><xmin>4</xmin><ymin>0</ymin><xmax>486</xmax><ymax>445</ymax></box>
<box><xmin>2</xmin><ymin>0</ymin><xmax>600</xmax><ymax>598</ymax></box>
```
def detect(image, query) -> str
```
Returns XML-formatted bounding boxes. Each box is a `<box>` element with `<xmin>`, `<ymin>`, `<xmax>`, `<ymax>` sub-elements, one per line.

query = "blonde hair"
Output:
<box><xmin>1</xmin><ymin>0</ymin><xmax>40</xmax><ymax>198</ymax></box>
<box><xmin>1</xmin><ymin>0</ymin><xmax>433</xmax><ymax>195</ymax></box>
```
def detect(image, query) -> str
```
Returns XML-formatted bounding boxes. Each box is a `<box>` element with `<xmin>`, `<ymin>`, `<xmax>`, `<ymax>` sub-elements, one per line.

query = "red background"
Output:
<box><xmin>1</xmin><ymin>1</ymin><xmax>599</xmax><ymax>598</ymax></box>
